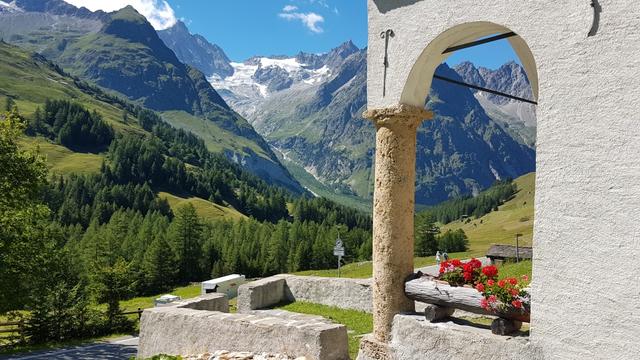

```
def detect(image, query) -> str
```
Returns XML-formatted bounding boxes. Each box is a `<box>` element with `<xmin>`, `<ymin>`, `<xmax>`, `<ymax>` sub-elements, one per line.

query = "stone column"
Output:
<box><xmin>363</xmin><ymin>103</ymin><xmax>433</xmax><ymax>343</ymax></box>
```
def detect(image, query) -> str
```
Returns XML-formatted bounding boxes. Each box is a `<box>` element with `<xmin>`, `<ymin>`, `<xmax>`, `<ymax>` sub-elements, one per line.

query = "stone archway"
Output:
<box><xmin>400</xmin><ymin>21</ymin><xmax>538</xmax><ymax>106</ymax></box>
<box><xmin>363</xmin><ymin>22</ymin><xmax>539</xmax><ymax>343</ymax></box>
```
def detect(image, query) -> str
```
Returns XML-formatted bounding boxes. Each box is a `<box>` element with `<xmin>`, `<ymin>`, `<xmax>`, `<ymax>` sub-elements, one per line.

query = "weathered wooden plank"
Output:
<box><xmin>405</xmin><ymin>276</ymin><xmax>530</xmax><ymax>322</ymax></box>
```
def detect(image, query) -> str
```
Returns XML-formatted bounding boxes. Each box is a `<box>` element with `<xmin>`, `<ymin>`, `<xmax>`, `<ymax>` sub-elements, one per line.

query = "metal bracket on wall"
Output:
<box><xmin>588</xmin><ymin>0</ymin><xmax>601</xmax><ymax>37</ymax></box>
<box><xmin>380</xmin><ymin>29</ymin><xmax>394</xmax><ymax>97</ymax></box>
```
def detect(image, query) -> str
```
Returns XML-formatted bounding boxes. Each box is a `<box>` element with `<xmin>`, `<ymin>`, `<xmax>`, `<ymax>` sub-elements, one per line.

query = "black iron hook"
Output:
<box><xmin>588</xmin><ymin>0</ymin><xmax>601</xmax><ymax>37</ymax></box>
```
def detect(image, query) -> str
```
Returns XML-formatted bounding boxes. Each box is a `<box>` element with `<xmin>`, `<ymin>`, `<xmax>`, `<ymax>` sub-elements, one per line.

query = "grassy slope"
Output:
<box><xmin>161</xmin><ymin>110</ymin><xmax>268</xmax><ymax>158</ymax></box>
<box><xmin>158</xmin><ymin>192</ymin><xmax>246</xmax><ymax>221</ymax></box>
<box><xmin>17</xmin><ymin>137</ymin><xmax>103</xmax><ymax>175</ymax></box>
<box><xmin>0</xmin><ymin>42</ymin><xmax>248</xmax><ymax>220</ymax></box>
<box><xmin>119</xmin><ymin>284</ymin><xmax>201</xmax><ymax>313</ymax></box>
<box><xmin>440</xmin><ymin>172</ymin><xmax>535</xmax><ymax>256</ymax></box>
<box><xmin>296</xmin><ymin>172</ymin><xmax>535</xmax><ymax>278</ymax></box>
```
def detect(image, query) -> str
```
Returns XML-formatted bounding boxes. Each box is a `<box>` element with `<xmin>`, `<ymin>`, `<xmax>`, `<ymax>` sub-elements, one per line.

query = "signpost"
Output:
<box><xmin>515</xmin><ymin>233</ymin><xmax>523</xmax><ymax>262</ymax></box>
<box><xmin>334</xmin><ymin>236</ymin><xmax>345</xmax><ymax>277</ymax></box>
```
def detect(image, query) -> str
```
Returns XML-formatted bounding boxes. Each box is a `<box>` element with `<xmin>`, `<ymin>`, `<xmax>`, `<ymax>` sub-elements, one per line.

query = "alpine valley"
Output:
<box><xmin>158</xmin><ymin>20</ymin><xmax>536</xmax><ymax>209</ymax></box>
<box><xmin>0</xmin><ymin>1</ymin><xmax>538</xmax><ymax>349</ymax></box>
<box><xmin>0</xmin><ymin>0</ymin><xmax>536</xmax><ymax>210</ymax></box>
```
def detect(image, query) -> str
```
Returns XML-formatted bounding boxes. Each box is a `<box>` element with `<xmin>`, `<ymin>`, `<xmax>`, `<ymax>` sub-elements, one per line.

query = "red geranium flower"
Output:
<box><xmin>480</xmin><ymin>298</ymin><xmax>489</xmax><ymax>310</ymax></box>
<box><xmin>511</xmin><ymin>289</ymin><xmax>519</xmax><ymax>296</ymax></box>
<box><xmin>508</xmin><ymin>277</ymin><xmax>518</xmax><ymax>286</ymax></box>
<box><xmin>482</xmin><ymin>265</ymin><xmax>498</xmax><ymax>279</ymax></box>
<box><xmin>521</xmin><ymin>275</ymin><xmax>529</xmax><ymax>282</ymax></box>
<box><xmin>488</xmin><ymin>295</ymin><xmax>497</xmax><ymax>303</ymax></box>
<box><xmin>468</xmin><ymin>258</ymin><xmax>482</xmax><ymax>269</ymax></box>
<box><xmin>487</xmin><ymin>279</ymin><xmax>495</xmax><ymax>286</ymax></box>
<box><xmin>512</xmin><ymin>300</ymin><xmax>523</xmax><ymax>309</ymax></box>
<box><xmin>463</xmin><ymin>263</ymin><xmax>474</xmax><ymax>273</ymax></box>
<box><xmin>475</xmin><ymin>283</ymin><xmax>485</xmax><ymax>292</ymax></box>
<box><xmin>451</xmin><ymin>259</ymin><xmax>462</xmax><ymax>267</ymax></box>
<box><xmin>463</xmin><ymin>271</ymin><xmax>473</xmax><ymax>281</ymax></box>
<box><xmin>497</xmin><ymin>279</ymin><xmax>506</xmax><ymax>288</ymax></box>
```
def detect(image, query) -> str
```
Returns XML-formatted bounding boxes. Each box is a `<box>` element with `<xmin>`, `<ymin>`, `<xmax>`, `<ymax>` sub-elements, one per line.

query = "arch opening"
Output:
<box><xmin>400</xmin><ymin>21</ymin><xmax>539</xmax><ymax>108</ymax></box>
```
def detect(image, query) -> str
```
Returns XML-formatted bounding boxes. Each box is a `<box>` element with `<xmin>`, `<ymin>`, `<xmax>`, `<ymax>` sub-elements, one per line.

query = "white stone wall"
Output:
<box><xmin>367</xmin><ymin>1</ymin><xmax>640</xmax><ymax>358</ymax></box>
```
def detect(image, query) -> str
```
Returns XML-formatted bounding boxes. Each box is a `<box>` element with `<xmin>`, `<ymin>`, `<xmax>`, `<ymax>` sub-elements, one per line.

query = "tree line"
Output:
<box><xmin>27</xmin><ymin>99</ymin><xmax>114</xmax><ymax>151</ymax></box>
<box><xmin>417</xmin><ymin>179</ymin><xmax>518</xmax><ymax>224</ymax></box>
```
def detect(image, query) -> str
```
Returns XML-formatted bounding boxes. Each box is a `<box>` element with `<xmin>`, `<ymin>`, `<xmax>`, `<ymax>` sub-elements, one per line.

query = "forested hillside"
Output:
<box><xmin>0</xmin><ymin>41</ymin><xmax>372</xmax><ymax>346</ymax></box>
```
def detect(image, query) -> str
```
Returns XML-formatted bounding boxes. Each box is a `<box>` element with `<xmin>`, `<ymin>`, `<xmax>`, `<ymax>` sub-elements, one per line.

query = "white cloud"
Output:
<box><xmin>282</xmin><ymin>5</ymin><xmax>298</xmax><ymax>12</ymax></box>
<box><xmin>63</xmin><ymin>0</ymin><xmax>177</xmax><ymax>30</ymax></box>
<box><xmin>278</xmin><ymin>11</ymin><xmax>324</xmax><ymax>33</ymax></box>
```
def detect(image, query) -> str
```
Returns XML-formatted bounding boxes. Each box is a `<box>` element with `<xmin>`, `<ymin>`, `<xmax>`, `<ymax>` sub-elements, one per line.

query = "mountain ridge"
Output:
<box><xmin>454</xmin><ymin>61</ymin><xmax>536</xmax><ymax>147</ymax></box>
<box><xmin>200</xmin><ymin>40</ymin><xmax>536</xmax><ymax>206</ymax></box>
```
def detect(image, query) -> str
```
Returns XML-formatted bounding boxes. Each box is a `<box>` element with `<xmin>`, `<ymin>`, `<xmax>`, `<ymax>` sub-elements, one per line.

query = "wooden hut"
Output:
<box><xmin>486</xmin><ymin>244</ymin><xmax>533</xmax><ymax>264</ymax></box>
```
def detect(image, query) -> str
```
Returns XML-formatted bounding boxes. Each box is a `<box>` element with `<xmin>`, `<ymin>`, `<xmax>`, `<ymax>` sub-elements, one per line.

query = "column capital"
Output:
<box><xmin>362</xmin><ymin>103</ymin><xmax>433</xmax><ymax>128</ymax></box>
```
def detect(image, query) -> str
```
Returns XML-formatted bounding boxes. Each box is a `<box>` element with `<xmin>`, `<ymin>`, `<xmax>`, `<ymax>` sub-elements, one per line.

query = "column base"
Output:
<box><xmin>356</xmin><ymin>334</ymin><xmax>394</xmax><ymax>360</ymax></box>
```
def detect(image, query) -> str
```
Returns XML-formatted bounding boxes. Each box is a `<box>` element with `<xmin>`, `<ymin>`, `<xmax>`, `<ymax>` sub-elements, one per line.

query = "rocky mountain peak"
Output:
<box><xmin>158</xmin><ymin>20</ymin><xmax>234</xmax><ymax>78</ymax></box>
<box><xmin>453</xmin><ymin>61</ymin><xmax>486</xmax><ymax>87</ymax></box>
<box><xmin>171</xmin><ymin>19</ymin><xmax>190</xmax><ymax>33</ymax></box>
<box><xmin>324</xmin><ymin>40</ymin><xmax>359</xmax><ymax>69</ymax></box>
<box><xmin>102</xmin><ymin>6</ymin><xmax>179</xmax><ymax>65</ymax></box>
<box><xmin>453</xmin><ymin>60</ymin><xmax>537</xmax><ymax>147</ymax></box>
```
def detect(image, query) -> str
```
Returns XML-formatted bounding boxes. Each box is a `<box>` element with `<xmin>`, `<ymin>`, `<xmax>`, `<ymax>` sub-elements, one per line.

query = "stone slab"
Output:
<box><xmin>282</xmin><ymin>275</ymin><xmax>372</xmax><ymax>312</ymax></box>
<box><xmin>174</xmin><ymin>293</ymin><xmax>229</xmax><ymax>312</ymax></box>
<box><xmin>237</xmin><ymin>275</ymin><xmax>287</xmax><ymax>313</ymax></box>
<box><xmin>361</xmin><ymin>314</ymin><xmax>542</xmax><ymax>360</ymax></box>
<box><xmin>138</xmin><ymin>307</ymin><xmax>349</xmax><ymax>360</ymax></box>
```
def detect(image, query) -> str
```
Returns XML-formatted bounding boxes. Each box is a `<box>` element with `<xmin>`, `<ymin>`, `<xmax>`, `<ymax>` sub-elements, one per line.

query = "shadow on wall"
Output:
<box><xmin>372</xmin><ymin>0</ymin><xmax>421</xmax><ymax>14</ymax></box>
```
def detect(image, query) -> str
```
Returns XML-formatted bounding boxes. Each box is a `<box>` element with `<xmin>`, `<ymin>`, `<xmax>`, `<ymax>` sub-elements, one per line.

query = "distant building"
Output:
<box><xmin>486</xmin><ymin>244</ymin><xmax>533</xmax><ymax>264</ymax></box>
<box><xmin>201</xmin><ymin>274</ymin><xmax>246</xmax><ymax>299</ymax></box>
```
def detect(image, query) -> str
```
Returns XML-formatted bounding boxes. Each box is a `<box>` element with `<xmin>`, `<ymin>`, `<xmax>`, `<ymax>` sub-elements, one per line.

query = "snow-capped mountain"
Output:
<box><xmin>0</xmin><ymin>1</ymin><xmax>22</xmax><ymax>13</ymax></box>
<box><xmin>208</xmin><ymin>41</ymin><xmax>358</xmax><ymax>118</ymax></box>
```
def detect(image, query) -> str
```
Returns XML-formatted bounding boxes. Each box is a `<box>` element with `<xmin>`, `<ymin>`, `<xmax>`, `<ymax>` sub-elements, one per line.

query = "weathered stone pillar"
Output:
<box><xmin>363</xmin><ymin>104</ymin><xmax>433</xmax><ymax>343</ymax></box>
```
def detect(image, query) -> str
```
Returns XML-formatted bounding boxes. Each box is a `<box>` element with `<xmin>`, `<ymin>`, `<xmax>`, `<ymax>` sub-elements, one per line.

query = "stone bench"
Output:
<box><xmin>138</xmin><ymin>297</ymin><xmax>349</xmax><ymax>360</ymax></box>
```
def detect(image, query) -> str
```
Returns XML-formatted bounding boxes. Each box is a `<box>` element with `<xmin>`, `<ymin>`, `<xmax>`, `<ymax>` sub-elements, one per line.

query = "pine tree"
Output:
<box><xmin>142</xmin><ymin>236</ymin><xmax>178</xmax><ymax>293</ymax></box>
<box><xmin>4</xmin><ymin>97</ymin><xmax>15</xmax><ymax>112</ymax></box>
<box><xmin>90</xmin><ymin>258</ymin><xmax>134</xmax><ymax>331</ymax></box>
<box><xmin>169</xmin><ymin>204</ymin><xmax>203</xmax><ymax>283</ymax></box>
<box><xmin>415</xmin><ymin>216</ymin><xmax>439</xmax><ymax>257</ymax></box>
<box><xmin>0</xmin><ymin>107</ymin><xmax>50</xmax><ymax>312</ymax></box>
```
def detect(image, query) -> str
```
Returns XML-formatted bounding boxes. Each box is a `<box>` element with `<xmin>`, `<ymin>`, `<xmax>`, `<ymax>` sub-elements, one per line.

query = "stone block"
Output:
<box><xmin>282</xmin><ymin>275</ymin><xmax>372</xmax><ymax>312</ymax></box>
<box><xmin>388</xmin><ymin>314</ymin><xmax>541</xmax><ymax>360</ymax></box>
<box><xmin>237</xmin><ymin>275</ymin><xmax>287</xmax><ymax>313</ymax></box>
<box><xmin>174</xmin><ymin>293</ymin><xmax>229</xmax><ymax>312</ymax></box>
<box><xmin>138</xmin><ymin>307</ymin><xmax>349</xmax><ymax>360</ymax></box>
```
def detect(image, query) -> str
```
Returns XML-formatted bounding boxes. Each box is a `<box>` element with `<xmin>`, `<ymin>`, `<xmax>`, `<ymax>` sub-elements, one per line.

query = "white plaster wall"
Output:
<box><xmin>367</xmin><ymin>1</ymin><xmax>640</xmax><ymax>358</ymax></box>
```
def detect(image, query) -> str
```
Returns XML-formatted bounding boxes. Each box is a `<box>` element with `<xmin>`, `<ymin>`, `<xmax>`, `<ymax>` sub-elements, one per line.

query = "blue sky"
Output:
<box><xmin>64</xmin><ymin>0</ymin><xmax>520</xmax><ymax>67</ymax></box>
<box><xmin>170</xmin><ymin>0</ymin><xmax>367</xmax><ymax>61</ymax></box>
